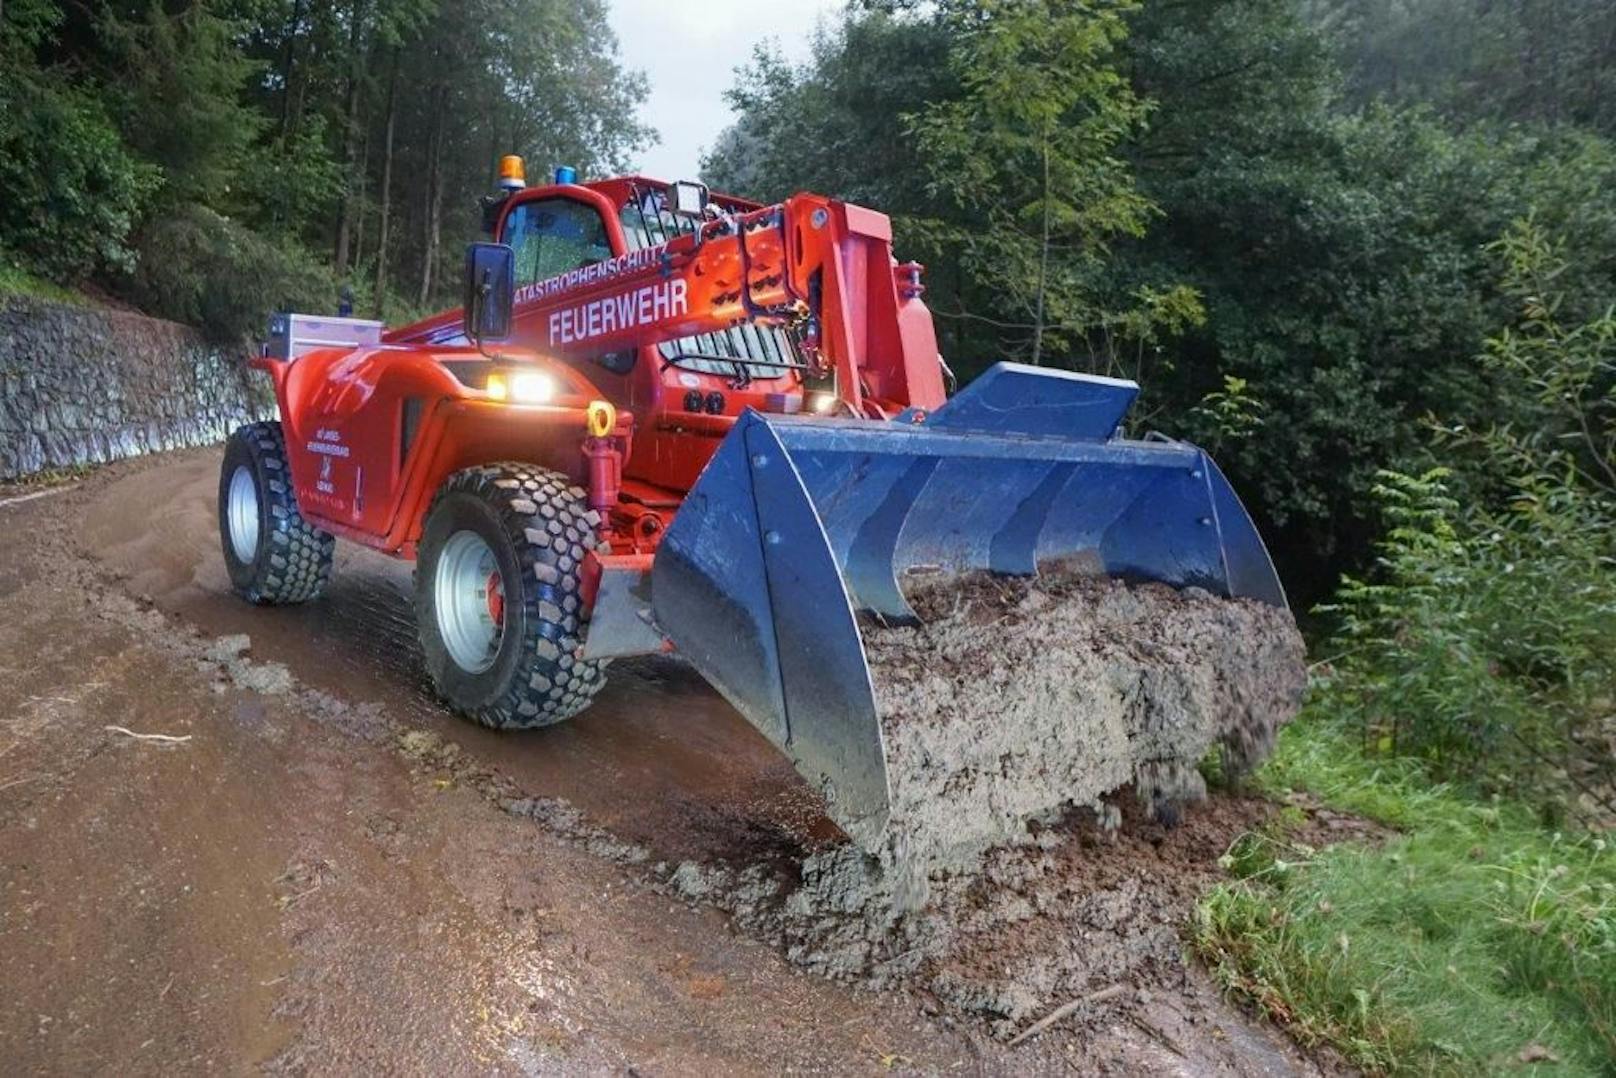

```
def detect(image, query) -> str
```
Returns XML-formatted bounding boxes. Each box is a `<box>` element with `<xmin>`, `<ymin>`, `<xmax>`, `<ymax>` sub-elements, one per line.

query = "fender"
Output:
<box><xmin>254</xmin><ymin>345</ymin><xmax>629</xmax><ymax>555</ymax></box>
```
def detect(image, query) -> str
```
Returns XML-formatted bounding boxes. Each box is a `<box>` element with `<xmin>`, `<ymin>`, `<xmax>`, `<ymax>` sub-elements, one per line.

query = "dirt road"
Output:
<box><xmin>1</xmin><ymin>448</ymin><xmax>1329</xmax><ymax>1074</ymax></box>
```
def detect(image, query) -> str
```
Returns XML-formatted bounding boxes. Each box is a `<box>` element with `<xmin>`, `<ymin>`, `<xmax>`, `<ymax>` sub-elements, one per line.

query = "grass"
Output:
<box><xmin>0</xmin><ymin>262</ymin><xmax>94</xmax><ymax>306</ymax></box>
<box><xmin>0</xmin><ymin>462</ymin><xmax>96</xmax><ymax>491</ymax></box>
<box><xmin>1194</xmin><ymin>717</ymin><xmax>1616</xmax><ymax>1075</ymax></box>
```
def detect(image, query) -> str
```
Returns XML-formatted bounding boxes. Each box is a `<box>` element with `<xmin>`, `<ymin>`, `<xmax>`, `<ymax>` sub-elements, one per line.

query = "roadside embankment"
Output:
<box><xmin>0</xmin><ymin>294</ymin><xmax>269</xmax><ymax>480</ymax></box>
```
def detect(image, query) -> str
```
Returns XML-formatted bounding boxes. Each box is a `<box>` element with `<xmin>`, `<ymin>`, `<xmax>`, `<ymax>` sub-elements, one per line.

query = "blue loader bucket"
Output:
<box><xmin>649</xmin><ymin>362</ymin><xmax>1286</xmax><ymax>851</ymax></box>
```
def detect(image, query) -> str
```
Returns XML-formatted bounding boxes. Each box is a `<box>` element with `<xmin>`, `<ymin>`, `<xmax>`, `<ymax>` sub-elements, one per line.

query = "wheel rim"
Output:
<box><xmin>226</xmin><ymin>465</ymin><xmax>260</xmax><ymax>564</ymax></box>
<box><xmin>435</xmin><ymin>530</ymin><xmax>506</xmax><ymax>673</ymax></box>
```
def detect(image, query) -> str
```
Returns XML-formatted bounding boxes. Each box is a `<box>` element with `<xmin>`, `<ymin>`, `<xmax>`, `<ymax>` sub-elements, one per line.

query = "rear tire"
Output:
<box><xmin>415</xmin><ymin>464</ymin><xmax>609</xmax><ymax>730</ymax></box>
<box><xmin>219</xmin><ymin>422</ymin><xmax>334</xmax><ymax>604</ymax></box>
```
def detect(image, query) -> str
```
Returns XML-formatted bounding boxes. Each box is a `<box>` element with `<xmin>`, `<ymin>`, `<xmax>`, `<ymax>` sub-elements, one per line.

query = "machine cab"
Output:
<box><xmin>491</xmin><ymin>176</ymin><xmax>807</xmax><ymax>486</ymax></box>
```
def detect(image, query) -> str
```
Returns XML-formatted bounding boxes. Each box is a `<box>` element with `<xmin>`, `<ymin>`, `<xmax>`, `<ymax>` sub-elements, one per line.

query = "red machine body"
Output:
<box><xmin>254</xmin><ymin>175</ymin><xmax>946</xmax><ymax>563</ymax></box>
<box><xmin>230</xmin><ymin>169</ymin><xmax>1288</xmax><ymax>850</ymax></box>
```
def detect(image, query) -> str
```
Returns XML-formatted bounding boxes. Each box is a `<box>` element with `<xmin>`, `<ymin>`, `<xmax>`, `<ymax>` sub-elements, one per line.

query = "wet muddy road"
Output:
<box><xmin>82</xmin><ymin>450</ymin><xmax>837</xmax><ymax>868</ymax></box>
<box><xmin>2</xmin><ymin>447</ymin><xmax>1332</xmax><ymax>1075</ymax></box>
<box><xmin>3</xmin><ymin>450</ymin><xmax>1027</xmax><ymax>1075</ymax></box>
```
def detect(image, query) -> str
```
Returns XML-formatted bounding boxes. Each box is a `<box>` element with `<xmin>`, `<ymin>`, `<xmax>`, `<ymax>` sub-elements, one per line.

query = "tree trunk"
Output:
<box><xmin>278</xmin><ymin>0</ymin><xmax>307</xmax><ymax>142</ymax></box>
<box><xmin>1030</xmin><ymin>131</ymin><xmax>1051</xmax><ymax>367</ymax></box>
<box><xmin>418</xmin><ymin>82</ymin><xmax>447</xmax><ymax>308</ymax></box>
<box><xmin>373</xmin><ymin>49</ymin><xmax>399</xmax><ymax>318</ymax></box>
<box><xmin>353</xmin><ymin>128</ymin><xmax>369</xmax><ymax>272</ymax></box>
<box><xmin>333</xmin><ymin>0</ymin><xmax>369</xmax><ymax>274</ymax></box>
<box><xmin>486</xmin><ymin>111</ymin><xmax>501</xmax><ymax>190</ymax></box>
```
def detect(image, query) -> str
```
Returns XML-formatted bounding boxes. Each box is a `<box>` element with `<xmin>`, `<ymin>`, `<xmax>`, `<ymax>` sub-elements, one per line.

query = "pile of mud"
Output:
<box><xmin>869</xmin><ymin>572</ymin><xmax>1305</xmax><ymax>897</ymax></box>
<box><xmin>673</xmin><ymin>574</ymin><xmax>1307</xmax><ymax>1033</ymax></box>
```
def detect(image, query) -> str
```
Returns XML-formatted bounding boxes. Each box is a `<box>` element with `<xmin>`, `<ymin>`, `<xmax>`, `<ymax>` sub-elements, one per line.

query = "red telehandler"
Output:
<box><xmin>219</xmin><ymin>160</ymin><xmax>1285</xmax><ymax>851</ymax></box>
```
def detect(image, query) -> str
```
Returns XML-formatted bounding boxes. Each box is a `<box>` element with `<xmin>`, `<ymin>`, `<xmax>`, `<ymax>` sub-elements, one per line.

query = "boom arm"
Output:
<box><xmin>508</xmin><ymin>194</ymin><xmax>948</xmax><ymax>417</ymax></box>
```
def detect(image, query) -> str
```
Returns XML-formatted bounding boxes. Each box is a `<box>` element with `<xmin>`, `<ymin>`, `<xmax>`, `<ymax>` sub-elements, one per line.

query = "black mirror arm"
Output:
<box><xmin>472</xmin><ymin>269</ymin><xmax>499</xmax><ymax>360</ymax></box>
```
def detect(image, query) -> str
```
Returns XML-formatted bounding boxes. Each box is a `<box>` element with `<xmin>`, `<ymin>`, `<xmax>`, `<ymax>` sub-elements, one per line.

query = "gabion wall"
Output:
<box><xmin>0</xmin><ymin>296</ymin><xmax>273</xmax><ymax>481</ymax></box>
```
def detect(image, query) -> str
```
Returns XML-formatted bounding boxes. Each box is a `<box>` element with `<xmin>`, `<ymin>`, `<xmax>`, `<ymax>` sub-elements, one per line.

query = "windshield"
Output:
<box><xmin>619</xmin><ymin>183</ymin><xmax>797</xmax><ymax>381</ymax></box>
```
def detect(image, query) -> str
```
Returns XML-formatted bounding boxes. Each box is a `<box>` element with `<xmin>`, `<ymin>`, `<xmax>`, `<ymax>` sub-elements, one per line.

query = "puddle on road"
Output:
<box><xmin>81</xmin><ymin>451</ymin><xmax>839</xmax><ymax>865</ymax></box>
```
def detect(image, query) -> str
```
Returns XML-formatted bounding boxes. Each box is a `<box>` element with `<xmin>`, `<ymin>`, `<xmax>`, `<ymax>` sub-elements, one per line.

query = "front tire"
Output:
<box><xmin>415</xmin><ymin>464</ymin><xmax>609</xmax><ymax>729</ymax></box>
<box><xmin>219</xmin><ymin>422</ymin><xmax>334</xmax><ymax>604</ymax></box>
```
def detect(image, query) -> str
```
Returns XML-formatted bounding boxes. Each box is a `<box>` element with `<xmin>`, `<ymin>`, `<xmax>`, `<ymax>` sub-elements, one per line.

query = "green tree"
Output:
<box><xmin>704</xmin><ymin>11</ymin><xmax>957</xmax><ymax>214</ymax></box>
<box><xmin>911</xmin><ymin>0</ymin><xmax>1153</xmax><ymax>367</ymax></box>
<box><xmin>707</xmin><ymin>3</ymin><xmax>1187</xmax><ymax>379</ymax></box>
<box><xmin>0</xmin><ymin>68</ymin><xmax>159</xmax><ymax>281</ymax></box>
<box><xmin>703</xmin><ymin>11</ymin><xmax>977</xmax><ymax>362</ymax></box>
<box><xmin>101</xmin><ymin>2</ymin><xmax>266</xmax><ymax>207</ymax></box>
<box><xmin>0</xmin><ymin>0</ymin><xmax>159</xmax><ymax>282</ymax></box>
<box><xmin>1116</xmin><ymin>0</ymin><xmax>1616</xmax><ymax>602</ymax></box>
<box><xmin>1308</xmin><ymin>0</ymin><xmax>1616</xmax><ymax>137</ymax></box>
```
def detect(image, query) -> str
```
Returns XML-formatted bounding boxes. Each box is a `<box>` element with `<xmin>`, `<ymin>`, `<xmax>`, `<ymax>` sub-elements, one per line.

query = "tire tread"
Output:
<box><xmin>223</xmin><ymin>421</ymin><xmax>334</xmax><ymax>604</ymax></box>
<box><xmin>420</xmin><ymin>463</ymin><xmax>608</xmax><ymax>730</ymax></box>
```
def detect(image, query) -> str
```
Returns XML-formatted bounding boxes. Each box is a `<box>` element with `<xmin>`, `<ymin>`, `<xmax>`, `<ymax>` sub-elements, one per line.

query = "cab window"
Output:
<box><xmin>618</xmin><ymin>184</ymin><xmax>795</xmax><ymax>380</ymax></box>
<box><xmin>501</xmin><ymin>198</ymin><xmax>611</xmax><ymax>286</ymax></box>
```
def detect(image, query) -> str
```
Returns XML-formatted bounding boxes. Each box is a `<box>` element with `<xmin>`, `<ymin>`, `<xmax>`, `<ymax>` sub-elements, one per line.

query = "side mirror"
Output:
<box><xmin>666</xmin><ymin>180</ymin><xmax>710</xmax><ymax>220</ymax></box>
<box><xmin>462</xmin><ymin>242</ymin><xmax>515</xmax><ymax>343</ymax></box>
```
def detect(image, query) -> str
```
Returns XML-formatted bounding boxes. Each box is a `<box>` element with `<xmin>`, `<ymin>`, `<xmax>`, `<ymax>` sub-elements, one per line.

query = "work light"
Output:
<box><xmin>486</xmin><ymin>370</ymin><xmax>555</xmax><ymax>404</ymax></box>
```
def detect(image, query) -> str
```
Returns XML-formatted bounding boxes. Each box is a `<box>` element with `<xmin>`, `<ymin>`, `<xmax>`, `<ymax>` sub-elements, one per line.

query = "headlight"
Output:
<box><xmin>486</xmin><ymin>370</ymin><xmax>556</xmax><ymax>404</ymax></box>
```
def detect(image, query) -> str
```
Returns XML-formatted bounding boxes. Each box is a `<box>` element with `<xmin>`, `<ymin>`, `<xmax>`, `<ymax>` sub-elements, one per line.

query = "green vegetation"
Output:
<box><xmin>0</xmin><ymin>462</ymin><xmax>98</xmax><ymax>489</ymax></box>
<box><xmin>706</xmin><ymin>0</ymin><xmax>1616</xmax><ymax>605</ymax></box>
<box><xmin>1192</xmin><ymin>234</ymin><xmax>1615</xmax><ymax>1073</ymax></box>
<box><xmin>0</xmin><ymin>262</ymin><xmax>96</xmax><ymax>307</ymax></box>
<box><xmin>0</xmin><ymin>63</ymin><xmax>159</xmax><ymax>283</ymax></box>
<box><xmin>1320</xmin><ymin>222</ymin><xmax>1616</xmax><ymax>823</ymax></box>
<box><xmin>1197</xmin><ymin>720</ymin><xmax>1616</xmax><ymax>1074</ymax></box>
<box><xmin>122</xmin><ymin>206</ymin><xmax>339</xmax><ymax>341</ymax></box>
<box><xmin>906</xmin><ymin>0</ymin><xmax>1155</xmax><ymax>368</ymax></box>
<box><xmin>0</xmin><ymin>0</ymin><xmax>648</xmax><ymax>339</ymax></box>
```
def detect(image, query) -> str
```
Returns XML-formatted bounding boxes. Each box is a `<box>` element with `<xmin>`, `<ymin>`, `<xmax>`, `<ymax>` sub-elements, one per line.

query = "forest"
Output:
<box><xmin>3</xmin><ymin>1</ymin><xmax>1614</xmax><ymax>1068</ymax></box>
<box><xmin>0</xmin><ymin>0</ymin><xmax>650</xmax><ymax>334</ymax></box>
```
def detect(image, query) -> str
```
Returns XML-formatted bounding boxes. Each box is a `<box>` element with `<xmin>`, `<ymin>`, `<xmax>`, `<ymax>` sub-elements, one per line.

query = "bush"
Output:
<box><xmin>121</xmin><ymin>204</ymin><xmax>339</xmax><ymax>342</ymax></box>
<box><xmin>0</xmin><ymin>67</ymin><xmax>159</xmax><ymax>283</ymax></box>
<box><xmin>1321</xmin><ymin>461</ymin><xmax>1615</xmax><ymax>825</ymax></box>
<box><xmin>1316</xmin><ymin>220</ymin><xmax>1616</xmax><ymax>822</ymax></box>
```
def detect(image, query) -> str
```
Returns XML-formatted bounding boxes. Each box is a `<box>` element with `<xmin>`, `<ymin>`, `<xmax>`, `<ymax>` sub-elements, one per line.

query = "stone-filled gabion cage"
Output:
<box><xmin>0</xmin><ymin>296</ymin><xmax>275</xmax><ymax>481</ymax></box>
